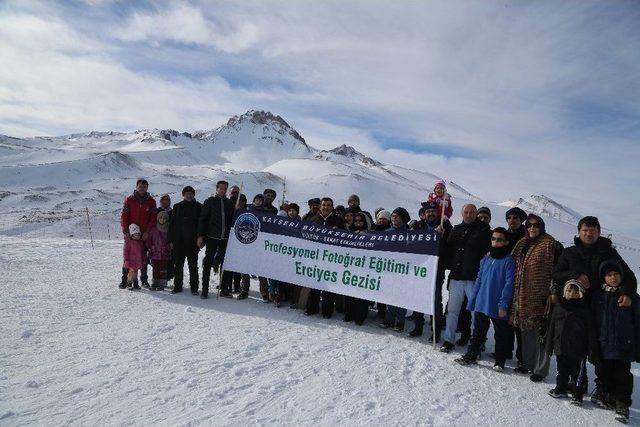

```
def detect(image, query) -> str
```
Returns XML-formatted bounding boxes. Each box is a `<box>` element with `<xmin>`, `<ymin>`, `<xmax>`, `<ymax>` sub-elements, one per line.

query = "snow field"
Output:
<box><xmin>1</xmin><ymin>236</ymin><xmax>637</xmax><ymax>426</ymax></box>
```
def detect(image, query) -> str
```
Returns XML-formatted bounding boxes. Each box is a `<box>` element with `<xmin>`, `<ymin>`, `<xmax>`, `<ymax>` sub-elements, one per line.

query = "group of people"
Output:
<box><xmin>119</xmin><ymin>178</ymin><xmax>639</xmax><ymax>423</ymax></box>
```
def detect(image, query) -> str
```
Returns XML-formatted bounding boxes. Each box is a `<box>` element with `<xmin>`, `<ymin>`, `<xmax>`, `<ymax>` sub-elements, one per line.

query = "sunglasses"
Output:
<box><xmin>491</xmin><ymin>237</ymin><xmax>505</xmax><ymax>242</ymax></box>
<box><xmin>526</xmin><ymin>222</ymin><xmax>540</xmax><ymax>228</ymax></box>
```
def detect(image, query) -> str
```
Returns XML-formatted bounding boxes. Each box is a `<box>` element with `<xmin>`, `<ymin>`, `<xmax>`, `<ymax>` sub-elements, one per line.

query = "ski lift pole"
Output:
<box><xmin>85</xmin><ymin>207</ymin><xmax>94</xmax><ymax>249</ymax></box>
<box><xmin>281</xmin><ymin>176</ymin><xmax>287</xmax><ymax>208</ymax></box>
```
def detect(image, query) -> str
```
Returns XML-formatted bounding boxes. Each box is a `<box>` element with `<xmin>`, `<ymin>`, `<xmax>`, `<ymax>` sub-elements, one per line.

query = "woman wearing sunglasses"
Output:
<box><xmin>510</xmin><ymin>213</ymin><xmax>563</xmax><ymax>382</ymax></box>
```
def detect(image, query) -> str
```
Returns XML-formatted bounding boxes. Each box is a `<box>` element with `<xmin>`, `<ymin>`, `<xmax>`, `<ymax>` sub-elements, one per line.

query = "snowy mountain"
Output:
<box><xmin>0</xmin><ymin>110</ymin><xmax>638</xmax><ymax>269</ymax></box>
<box><xmin>499</xmin><ymin>195</ymin><xmax>583</xmax><ymax>224</ymax></box>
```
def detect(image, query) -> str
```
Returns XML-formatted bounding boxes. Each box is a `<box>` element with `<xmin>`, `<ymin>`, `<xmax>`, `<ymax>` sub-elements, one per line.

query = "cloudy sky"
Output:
<box><xmin>1</xmin><ymin>0</ymin><xmax>639</xmax><ymax>236</ymax></box>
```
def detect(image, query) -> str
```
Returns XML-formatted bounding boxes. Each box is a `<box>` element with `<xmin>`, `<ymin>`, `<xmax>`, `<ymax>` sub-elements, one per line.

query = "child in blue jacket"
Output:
<box><xmin>593</xmin><ymin>260</ymin><xmax>640</xmax><ymax>423</ymax></box>
<box><xmin>455</xmin><ymin>227</ymin><xmax>515</xmax><ymax>370</ymax></box>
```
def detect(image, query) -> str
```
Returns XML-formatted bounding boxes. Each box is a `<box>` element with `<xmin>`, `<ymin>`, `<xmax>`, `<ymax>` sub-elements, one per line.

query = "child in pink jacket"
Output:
<box><xmin>122</xmin><ymin>223</ymin><xmax>146</xmax><ymax>290</ymax></box>
<box><xmin>427</xmin><ymin>180</ymin><xmax>453</xmax><ymax>220</ymax></box>
<box><xmin>147</xmin><ymin>211</ymin><xmax>171</xmax><ymax>291</ymax></box>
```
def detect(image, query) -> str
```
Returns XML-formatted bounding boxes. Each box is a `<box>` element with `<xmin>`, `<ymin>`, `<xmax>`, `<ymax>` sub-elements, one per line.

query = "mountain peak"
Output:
<box><xmin>225</xmin><ymin>110</ymin><xmax>307</xmax><ymax>145</ymax></box>
<box><xmin>320</xmin><ymin>144</ymin><xmax>382</xmax><ymax>167</ymax></box>
<box><xmin>499</xmin><ymin>194</ymin><xmax>583</xmax><ymax>224</ymax></box>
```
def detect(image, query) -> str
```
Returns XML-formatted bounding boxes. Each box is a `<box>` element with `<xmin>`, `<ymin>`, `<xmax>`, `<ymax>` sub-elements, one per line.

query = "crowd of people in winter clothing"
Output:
<box><xmin>118</xmin><ymin>178</ymin><xmax>639</xmax><ymax>423</ymax></box>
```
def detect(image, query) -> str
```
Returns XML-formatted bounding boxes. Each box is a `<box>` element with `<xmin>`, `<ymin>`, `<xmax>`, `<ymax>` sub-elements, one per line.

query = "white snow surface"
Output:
<box><xmin>1</xmin><ymin>235</ymin><xmax>639</xmax><ymax>426</ymax></box>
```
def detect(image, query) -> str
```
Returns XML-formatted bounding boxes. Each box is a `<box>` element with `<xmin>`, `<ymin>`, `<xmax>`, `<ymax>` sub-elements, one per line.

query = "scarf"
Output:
<box><xmin>489</xmin><ymin>246</ymin><xmax>510</xmax><ymax>259</ymax></box>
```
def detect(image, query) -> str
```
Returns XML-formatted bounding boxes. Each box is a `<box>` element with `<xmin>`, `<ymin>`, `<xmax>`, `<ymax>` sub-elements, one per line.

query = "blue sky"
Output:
<box><xmin>1</xmin><ymin>0</ymin><xmax>639</xmax><ymax>236</ymax></box>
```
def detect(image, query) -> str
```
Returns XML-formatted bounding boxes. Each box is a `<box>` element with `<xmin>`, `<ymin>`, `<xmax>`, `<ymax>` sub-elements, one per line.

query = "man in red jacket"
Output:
<box><xmin>119</xmin><ymin>179</ymin><xmax>157</xmax><ymax>287</ymax></box>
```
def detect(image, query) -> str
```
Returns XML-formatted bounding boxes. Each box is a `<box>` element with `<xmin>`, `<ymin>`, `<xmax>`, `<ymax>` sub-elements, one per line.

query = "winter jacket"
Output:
<box><xmin>467</xmin><ymin>254</ymin><xmax>516</xmax><ymax>319</ymax></box>
<box><xmin>594</xmin><ymin>287</ymin><xmax>640</xmax><ymax>362</ymax></box>
<box><xmin>427</xmin><ymin>192</ymin><xmax>453</xmax><ymax>220</ymax></box>
<box><xmin>308</xmin><ymin>211</ymin><xmax>345</xmax><ymax>229</ymax></box>
<box><xmin>147</xmin><ymin>227</ymin><xmax>171</xmax><ymax>261</ymax></box>
<box><xmin>506</xmin><ymin>225</ymin><xmax>526</xmax><ymax>254</ymax></box>
<box><xmin>262</xmin><ymin>204</ymin><xmax>278</xmax><ymax>215</ymax></box>
<box><xmin>553</xmin><ymin>236</ymin><xmax>637</xmax><ymax>300</ymax></box>
<box><xmin>510</xmin><ymin>233</ymin><xmax>561</xmax><ymax>330</ymax></box>
<box><xmin>120</xmin><ymin>191</ymin><xmax>157</xmax><ymax>234</ymax></box>
<box><xmin>445</xmin><ymin>219</ymin><xmax>491</xmax><ymax>281</ymax></box>
<box><xmin>169</xmin><ymin>199</ymin><xmax>203</xmax><ymax>249</ymax></box>
<box><xmin>123</xmin><ymin>238</ymin><xmax>146</xmax><ymax>270</ymax></box>
<box><xmin>545</xmin><ymin>299</ymin><xmax>599</xmax><ymax>361</ymax></box>
<box><xmin>198</xmin><ymin>195</ymin><xmax>235</xmax><ymax>240</ymax></box>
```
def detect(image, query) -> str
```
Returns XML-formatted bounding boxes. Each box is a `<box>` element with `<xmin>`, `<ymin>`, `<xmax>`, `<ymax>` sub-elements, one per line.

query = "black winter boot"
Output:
<box><xmin>409</xmin><ymin>325</ymin><xmax>423</xmax><ymax>337</ymax></box>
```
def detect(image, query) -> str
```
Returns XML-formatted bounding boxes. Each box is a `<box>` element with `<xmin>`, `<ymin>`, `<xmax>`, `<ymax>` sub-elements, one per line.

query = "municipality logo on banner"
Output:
<box><xmin>234</xmin><ymin>212</ymin><xmax>261</xmax><ymax>244</ymax></box>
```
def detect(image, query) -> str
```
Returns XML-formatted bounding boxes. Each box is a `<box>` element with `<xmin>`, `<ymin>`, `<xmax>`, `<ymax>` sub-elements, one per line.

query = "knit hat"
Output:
<box><xmin>348</xmin><ymin>194</ymin><xmax>360</xmax><ymax>204</ymax></box>
<box><xmin>308</xmin><ymin>198</ymin><xmax>321</xmax><ymax>206</ymax></box>
<box><xmin>376</xmin><ymin>209</ymin><xmax>391</xmax><ymax>221</ymax></box>
<box><xmin>505</xmin><ymin>207</ymin><xmax>527</xmax><ymax>222</ymax></box>
<box><xmin>288</xmin><ymin>203</ymin><xmax>300</xmax><ymax>214</ymax></box>
<box><xmin>563</xmin><ymin>279</ymin><xmax>586</xmax><ymax>299</ymax></box>
<box><xmin>421</xmin><ymin>201</ymin><xmax>438</xmax><ymax>211</ymax></box>
<box><xmin>253</xmin><ymin>194</ymin><xmax>264</xmax><ymax>203</ymax></box>
<box><xmin>263</xmin><ymin>188</ymin><xmax>276</xmax><ymax>197</ymax></box>
<box><xmin>434</xmin><ymin>180</ymin><xmax>446</xmax><ymax>191</ymax></box>
<box><xmin>392</xmin><ymin>207</ymin><xmax>411</xmax><ymax>225</ymax></box>
<box><xmin>182</xmin><ymin>186</ymin><xmax>196</xmax><ymax>196</ymax></box>
<box><xmin>599</xmin><ymin>260</ymin><xmax>624</xmax><ymax>283</ymax></box>
<box><xmin>160</xmin><ymin>193</ymin><xmax>171</xmax><ymax>202</ymax></box>
<box><xmin>128</xmin><ymin>223</ymin><xmax>141</xmax><ymax>236</ymax></box>
<box><xmin>156</xmin><ymin>211</ymin><xmax>170</xmax><ymax>232</ymax></box>
<box><xmin>346</xmin><ymin>206</ymin><xmax>361</xmax><ymax>214</ymax></box>
<box><xmin>477</xmin><ymin>206</ymin><xmax>491</xmax><ymax>218</ymax></box>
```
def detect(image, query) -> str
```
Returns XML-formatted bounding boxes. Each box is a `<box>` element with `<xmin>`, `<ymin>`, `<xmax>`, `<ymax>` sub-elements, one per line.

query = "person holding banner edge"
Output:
<box><xmin>197</xmin><ymin>180</ymin><xmax>235</xmax><ymax>299</ymax></box>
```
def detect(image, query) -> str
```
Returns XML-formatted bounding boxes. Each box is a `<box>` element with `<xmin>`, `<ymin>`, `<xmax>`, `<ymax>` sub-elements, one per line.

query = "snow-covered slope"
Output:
<box><xmin>0</xmin><ymin>110</ymin><xmax>638</xmax><ymax>269</ymax></box>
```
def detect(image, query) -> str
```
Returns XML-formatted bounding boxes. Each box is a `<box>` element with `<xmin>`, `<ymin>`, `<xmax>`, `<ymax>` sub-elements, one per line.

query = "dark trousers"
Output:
<box><xmin>173</xmin><ymin>247</ymin><xmax>199</xmax><ymax>292</ymax></box>
<box><xmin>600</xmin><ymin>359</ymin><xmax>633</xmax><ymax>407</ymax></box>
<box><xmin>202</xmin><ymin>238</ymin><xmax>232</xmax><ymax>296</ymax></box>
<box><xmin>515</xmin><ymin>328</ymin><xmax>523</xmax><ymax>364</ymax></box>
<box><xmin>344</xmin><ymin>296</ymin><xmax>369</xmax><ymax>324</ymax></box>
<box><xmin>232</xmin><ymin>272</ymin><xmax>242</xmax><ymax>292</ymax></box>
<box><xmin>306</xmin><ymin>290</ymin><xmax>336</xmax><ymax>317</ymax></box>
<box><xmin>458</xmin><ymin>297</ymin><xmax>471</xmax><ymax>337</ymax></box>
<box><xmin>556</xmin><ymin>355</ymin><xmax>583</xmax><ymax>394</ymax></box>
<box><xmin>415</xmin><ymin>273</ymin><xmax>446</xmax><ymax>337</ymax></box>
<box><xmin>467</xmin><ymin>312</ymin><xmax>514</xmax><ymax>365</ymax></box>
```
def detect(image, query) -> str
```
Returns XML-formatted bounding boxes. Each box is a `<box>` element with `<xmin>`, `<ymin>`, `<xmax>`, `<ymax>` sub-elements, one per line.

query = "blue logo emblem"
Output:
<box><xmin>234</xmin><ymin>212</ymin><xmax>260</xmax><ymax>244</ymax></box>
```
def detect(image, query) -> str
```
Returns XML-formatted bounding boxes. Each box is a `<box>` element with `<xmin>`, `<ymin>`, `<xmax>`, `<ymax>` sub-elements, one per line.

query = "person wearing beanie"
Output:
<box><xmin>379</xmin><ymin>207</ymin><xmax>411</xmax><ymax>332</ymax></box>
<box><xmin>148</xmin><ymin>211</ymin><xmax>172</xmax><ymax>291</ymax></box>
<box><xmin>591</xmin><ymin>260</ymin><xmax>640</xmax><ymax>422</ymax></box>
<box><xmin>169</xmin><ymin>186</ymin><xmax>203</xmax><ymax>294</ymax></box>
<box><xmin>553</xmin><ymin>216</ymin><xmax>637</xmax><ymax>407</ymax></box>
<box><xmin>157</xmin><ymin>194</ymin><xmax>172</xmax><ymax>214</ymax></box>
<box><xmin>427</xmin><ymin>180</ymin><xmax>453</xmax><ymax>220</ymax></box>
<box><xmin>262</xmin><ymin>189</ymin><xmax>278</xmax><ymax>215</ymax></box>
<box><xmin>545</xmin><ymin>279</ymin><xmax>599</xmax><ymax>406</ymax></box>
<box><xmin>120</xmin><ymin>223</ymin><xmax>146</xmax><ymax>290</ymax></box>
<box><xmin>346</xmin><ymin>194</ymin><xmax>374</xmax><ymax>228</ymax></box>
<box><xmin>410</xmin><ymin>200</ymin><xmax>453</xmax><ymax>341</ymax></box>
<box><xmin>344</xmin><ymin>206</ymin><xmax>360</xmax><ymax>229</ymax></box>
<box><xmin>344</xmin><ymin>212</ymin><xmax>371</xmax><ymax>325</ymax></box>
<box><xmin>374</xmin><ymin>210</ymin><xmax>391</xmax><ymax>231</ymax></box>
<box><xmin>455</xmin><ymin>227</ymin><xmax>516</xmax><ymax>371</ymax></box>
<box><xmin>505</xmin><ymin>207</ymin><xmax>527</xmax><ymax>253</ymax></box>
<box><xmin>302</xmin><ymin>198</ymin><xmax>321</xmax><ymax>221</ymax></box>
<box><xmin>334</xmin><ymin>205</ymin><xmax>346</xmax><ymax>219</ymax></box>
<box><xmin>477</xmin><ymin>207</ymin><xmax>491</xmax><ymax>225</ymax></box>
<box><xmin>509</xmin><ymin>213</ymin><xmax>564</xmax><ymax>382</ymax></box>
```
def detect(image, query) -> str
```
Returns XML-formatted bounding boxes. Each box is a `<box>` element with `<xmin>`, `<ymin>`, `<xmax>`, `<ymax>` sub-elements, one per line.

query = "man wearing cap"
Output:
<box><xmin>262</xmin><ymin>189</ymin><xmax>278</xmax><ymax>215</ymax></box>
<box><xmin>169</xmin><ymin>186</ymin><xmax>203</xmax><ymax>294</ymax></box>
<box><xmin>477</xmin><ymin>207</ymin><xmax>491</xmax><ymax>225</ymax></box>
<box><xmin>410</xmin><ymin>201</ymin><xmax>452</xmax><ymax>340</ymax></box>
<box><xmin>302</xmin><ymin>198</ymin><xmax>321</xmax><ymax>221</ymax></box>
<box><xmin>505</xmin><ymin>207</ymin><xmax>527</xmax><ymax>253</ymax></box>
<box><xmin>347</xmin><ymin>194</ymin><xmax>374</xmax><ymax>229</ymax></box>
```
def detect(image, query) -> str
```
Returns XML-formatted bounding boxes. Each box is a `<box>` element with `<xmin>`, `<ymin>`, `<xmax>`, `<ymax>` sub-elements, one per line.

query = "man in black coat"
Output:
<box><xmin>305</xmin><ymin>197</ymin><xmax>346</xmax><ymax>318</ymax></box>
<box><xmin>552</xmin><ymin>216</ymin><xmax>637</xmax><ymax>404</ymax></box>
<box><xmin>197</xmin><ymin>180</ymin><xmax>235</xmax><ymax>298</ymax></box>
<box><xmin>440</xmin><ymin>204</ymin><xmax>492</xmax><ymax>353</ymax></box>
<box><xmin>169</xmin><ymin>186</ymin><xmax>203</xmax><ymax>294</ymax></box>
<box><xmin>505</xmin><ymin>207</ymin><xmax>527</xmax><ymax>253</ymax></box>
<box><xmin>409</xmin><ymin>202</ymin><xmax>452</xmax><ymax>341</ymax></box>
<box><xmin>262</xmin><ymin>188</ymin><xmax>278</xmax><ymax>215</ymax></box>
<box><xmin>302</xmin><ymin>198</ymin><xmax>321</xmax><ymax>221</ymax></box>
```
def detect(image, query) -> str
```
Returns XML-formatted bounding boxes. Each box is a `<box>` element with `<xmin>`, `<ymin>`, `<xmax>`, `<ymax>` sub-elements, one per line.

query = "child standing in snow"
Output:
<box><xmin>545</xmin><ymin>280</ymin><xmax>598</xmax><ymax>406</ymax></box>
<box><xmin>593</xmin><ymin>261</ymin><xmax>640</xmax><ymax>423</ymax></box>
<box><xmin>147</xmin><ymin>211</ymin><xmax>172</xmax><ymax>291</ymax></box>
<box><xmin>427</xmin><ymin>180</ymin><xmax>452</xmax><ymax>220</ymax></box>
<box><xmin>121</xmin><ymin>223</ymin><xmax>146</xmax><ymax>290</ymax></box>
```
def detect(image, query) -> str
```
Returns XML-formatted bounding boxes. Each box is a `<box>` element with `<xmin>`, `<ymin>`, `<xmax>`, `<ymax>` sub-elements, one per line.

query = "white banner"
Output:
<box><xmin>224</xmin><ymin>212</ymin><xmax>439</xmax><ymax>314</ymax></box>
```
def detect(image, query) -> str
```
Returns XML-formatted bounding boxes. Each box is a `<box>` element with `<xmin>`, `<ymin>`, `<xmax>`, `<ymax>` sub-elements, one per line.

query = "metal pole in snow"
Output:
<box><xmin>85</xmin><ymin>207</ymin><xmax>94</xmax><ymax>249</ymax></box>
